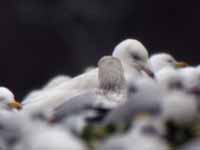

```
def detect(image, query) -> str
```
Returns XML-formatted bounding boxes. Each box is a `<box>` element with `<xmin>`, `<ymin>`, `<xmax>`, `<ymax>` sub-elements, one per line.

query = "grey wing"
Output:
<box><xmin>52</xmin><ymin>92</ymin><xmax>96</xmax><ymax>120</ymax></box>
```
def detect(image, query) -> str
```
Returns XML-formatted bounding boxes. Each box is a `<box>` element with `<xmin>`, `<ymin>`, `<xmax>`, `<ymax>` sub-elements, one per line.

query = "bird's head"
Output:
<box><xmin>150</xmin><ymin>53</ymin><xmax>188</xmax><ymax>73</ymax></box>
<box><xmin>112</xmin><ymin>39</ymin><xmax>154</xmax><ymax>78</ymax></box>
<box><xmin>0</xmin><ymin>87</ymin><xmax>22</xmax><ymax>111</ymax></box>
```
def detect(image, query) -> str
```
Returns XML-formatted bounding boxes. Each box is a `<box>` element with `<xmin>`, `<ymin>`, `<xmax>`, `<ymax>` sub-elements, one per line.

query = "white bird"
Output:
<box><xmin>49</xmin><ymin>56</ymin><xmax>125</xmax><ymax>124</ymax></box>
<box><xmin>149</xmin><ymin>52</ymin><xmax>188</xmax><ymax>73</ymax></box>
<box><xmin>22</xmin><ymin>39</ymin><xmax>153</xmax><ymax>109</ymax></box>
<box><xmin>46</xmin><ymin>56</ymin><xmax>126</xmax><ymax>124</ymax></box>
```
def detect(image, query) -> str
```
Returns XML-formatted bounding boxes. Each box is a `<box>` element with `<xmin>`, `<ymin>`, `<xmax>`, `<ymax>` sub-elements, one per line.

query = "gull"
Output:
<box><xmin>49</xmin><ymin>56</ymin><xmax>126</xmax><ymax>130</ymax></box>
<box><xmin>149</xmin><ymin>52</ymin><xmax>188</xmax><ymax>73</ymax></box>
<box><xmin>22</xmin><ymin>56</ymin><xmax>127</xmax><ymax>115</ymax></box>
<box><xmin>22</xmin><ymin>39</ymin><xmax>154</xmax><ymax>105</ymax></box>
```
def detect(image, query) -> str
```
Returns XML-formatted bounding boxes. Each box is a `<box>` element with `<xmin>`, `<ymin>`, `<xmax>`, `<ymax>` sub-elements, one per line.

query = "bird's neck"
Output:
<box><xmin>122</xmin><ymin>62</ymin><xmax>142</xmax><ymax>74</ymax></box>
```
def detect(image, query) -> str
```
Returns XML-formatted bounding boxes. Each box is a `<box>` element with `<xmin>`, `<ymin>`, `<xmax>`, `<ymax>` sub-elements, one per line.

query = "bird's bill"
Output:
<box><xmin>140</xmin><ymin>65</ymin><xmax>155</xmax><ymax>78</ymax></box>
<box><xmin>175</xmin><ymin>61</ymin><xmax>189</xmax><ymax>68</ymax></box>
<box><xmin>8</xmin><ymin>100</ymin><xmax>22</xmax><ymax>110</ymax></box>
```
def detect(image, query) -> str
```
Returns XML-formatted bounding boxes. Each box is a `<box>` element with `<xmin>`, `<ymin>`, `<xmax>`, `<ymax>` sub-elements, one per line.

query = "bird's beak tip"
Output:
<box><xmin>139</xmin><ymin>64</ymin><xmax>155</xmax><ymax>78</ymax></box>
<box><xmin>8</xmin><ymin>100</ymin><xmax>22</xmax><ymax>110</ymax></box>
<box><xmin>143</xmin><ymin>68</ymin><xmax>155</xmax><ymax>78</ymax></box>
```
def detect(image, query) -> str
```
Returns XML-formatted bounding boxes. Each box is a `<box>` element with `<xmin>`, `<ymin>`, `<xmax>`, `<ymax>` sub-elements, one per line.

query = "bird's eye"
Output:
<box><xmin>167</xmin><ymin>59</ymin><xmax>174</xmax><ymax>63</ymax></box>
<box><xmin>131</xmin><ymin>54</ymin><xmax>141</xmax><ymax>60</ymax></box>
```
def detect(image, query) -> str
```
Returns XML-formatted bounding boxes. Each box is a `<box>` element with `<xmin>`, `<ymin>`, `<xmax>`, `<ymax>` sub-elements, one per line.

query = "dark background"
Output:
<box><xmin>0</xmin><ymin>0</ymin><xmax>200</xmax><ymax>99</ymax></box>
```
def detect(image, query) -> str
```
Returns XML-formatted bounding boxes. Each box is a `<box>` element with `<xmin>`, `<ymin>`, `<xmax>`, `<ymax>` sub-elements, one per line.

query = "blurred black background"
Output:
<box><xmin>0</xmin><ymin>0</ymin><xmax>200</xmax><ymax>99</ymax></box>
